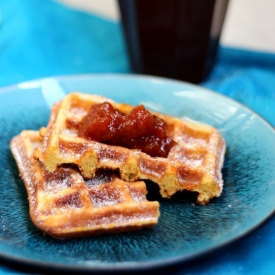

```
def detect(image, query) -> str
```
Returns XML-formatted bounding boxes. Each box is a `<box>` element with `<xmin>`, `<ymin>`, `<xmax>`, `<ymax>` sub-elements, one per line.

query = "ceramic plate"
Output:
<box><xmin>0</xmin><ymin>74</ymin><xmax>275</xmax><ymax>272</ymax></box>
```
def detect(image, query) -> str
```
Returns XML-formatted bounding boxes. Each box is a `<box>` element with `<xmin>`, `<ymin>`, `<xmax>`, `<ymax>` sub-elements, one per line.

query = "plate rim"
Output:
<box><xmin>1</xmin><ymin>212</ymin><xmax>274</xmax><ymax>274</ymax></box>
<box><xmin>1</xmin><ymin>73</ymin><xmax>274</xmax><ymax>131</ymax></box>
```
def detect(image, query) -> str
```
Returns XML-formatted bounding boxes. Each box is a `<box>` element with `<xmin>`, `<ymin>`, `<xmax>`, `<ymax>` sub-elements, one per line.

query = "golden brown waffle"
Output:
<box><xmin>35</xmin><ymin>92</ymin><xmax>226</xmax><ymax>205</ymax></box>
<box><xmin>10</xmin><ymin>130</ymin><xmax>160</xmax><ymax>238</ymax></box>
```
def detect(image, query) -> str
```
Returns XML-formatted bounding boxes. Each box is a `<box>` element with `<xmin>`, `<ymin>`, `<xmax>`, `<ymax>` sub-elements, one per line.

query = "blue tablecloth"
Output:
<box><xmin>0</xmin><ymin>1</ymin><xmax>274</xmax><ymax>274</ymax></box>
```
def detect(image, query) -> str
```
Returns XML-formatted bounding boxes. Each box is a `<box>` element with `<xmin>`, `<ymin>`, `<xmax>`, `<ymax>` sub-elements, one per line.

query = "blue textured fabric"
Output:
<box><xmin>0</xmin><ymin>0</ymin><xmax>129</xmax><ymax>88</ymax></box>
<box><xmin>0</xmin><ymin>1</ymin><xmax>274</xmax><ymax>274</ymax></box>
<box><xmin>203</xmin><ymin>47</ymin><xmax>275</xmax><ymax>126</ymax></box>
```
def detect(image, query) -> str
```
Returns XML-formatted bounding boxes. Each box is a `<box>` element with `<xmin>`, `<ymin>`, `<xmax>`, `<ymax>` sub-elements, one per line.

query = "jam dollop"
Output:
<box><xmin>78</xmin><ymin>102</ymin><xmax>174</xmax><ymax>158</ymax></box>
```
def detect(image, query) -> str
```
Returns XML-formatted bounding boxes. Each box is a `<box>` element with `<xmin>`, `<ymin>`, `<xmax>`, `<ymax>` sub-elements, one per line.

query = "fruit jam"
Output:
<box><xmin>78</xmin><ymin>102</ymin><xmax>174</xmax><ymax>158</ymax></box>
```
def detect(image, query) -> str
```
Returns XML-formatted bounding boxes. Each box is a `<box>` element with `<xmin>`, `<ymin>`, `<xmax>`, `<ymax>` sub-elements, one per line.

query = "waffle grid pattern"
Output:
<box><xmin>10</xmin><ymin>131</ymin><xmax>160</xmax><ymax>238</ymax></box>
<box><xmin>36</xmin><ymin>93</ymin><xmax>226</xmax><ymax>205</ymax></box>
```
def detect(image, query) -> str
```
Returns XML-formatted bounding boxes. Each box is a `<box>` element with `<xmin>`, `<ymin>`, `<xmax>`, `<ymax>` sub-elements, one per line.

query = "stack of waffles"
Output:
<box><xmin>10</xmin><ymin>92</ymin><xmax>226</xmax><ymax>238</ymax></box>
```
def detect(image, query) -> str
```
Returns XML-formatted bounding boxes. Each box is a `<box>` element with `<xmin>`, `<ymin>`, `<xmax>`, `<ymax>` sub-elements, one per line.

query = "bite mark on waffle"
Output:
<box><xmin>10</xmin><ymin>131</ymin><xmax>160</xmax><ymax>238</ymax></box>
<box><xmin>35</xmin><ymin>92</ymin><xmax>226</xmax><ymax>205</ymax></box>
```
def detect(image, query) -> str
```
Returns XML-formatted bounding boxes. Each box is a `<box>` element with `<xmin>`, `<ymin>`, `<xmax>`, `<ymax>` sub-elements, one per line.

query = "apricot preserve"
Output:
<box><xmin>78</xmin><ymin>102</ymin><xmax>174</xmax><ymax>157</ymax></box>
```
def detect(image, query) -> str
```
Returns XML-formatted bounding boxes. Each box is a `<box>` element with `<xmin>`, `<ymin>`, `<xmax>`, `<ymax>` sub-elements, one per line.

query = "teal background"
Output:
<box><xmin>0</xmin><ymin>0</ymin><xmax>274</xmax><ymax>274</ymax></box>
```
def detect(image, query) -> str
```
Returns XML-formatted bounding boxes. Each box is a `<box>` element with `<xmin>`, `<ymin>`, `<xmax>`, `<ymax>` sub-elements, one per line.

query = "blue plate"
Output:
<box><xmin>0</xmin><ymin>74</ymin><xmax>275</xmax><ymax>273</ymax></box>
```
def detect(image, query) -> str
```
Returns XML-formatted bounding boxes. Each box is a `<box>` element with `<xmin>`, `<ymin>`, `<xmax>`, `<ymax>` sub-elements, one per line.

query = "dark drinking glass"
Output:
<box><xmin>118</xmin><ymin>0</ymin><xmax>229</xmax><ymax>83</ymax></box>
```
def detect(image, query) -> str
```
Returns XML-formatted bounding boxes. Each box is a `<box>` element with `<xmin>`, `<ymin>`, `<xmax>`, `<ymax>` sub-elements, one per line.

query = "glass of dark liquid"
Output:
<box><xmin>118</xmin><ymin>0</ymin><xmax>229</xmax><ymax>83</ymax></box>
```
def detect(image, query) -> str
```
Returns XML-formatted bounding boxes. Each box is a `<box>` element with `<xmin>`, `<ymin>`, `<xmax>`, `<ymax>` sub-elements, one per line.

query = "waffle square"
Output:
<box><xmin>10</xmin><ymin>131</ymin><xmax>160</xmax><ymax>238</ymax></box>
<box><xmin>35</xmin><ymin>92</ymin><xmax>226</xmax><ymax>205</ymax></box>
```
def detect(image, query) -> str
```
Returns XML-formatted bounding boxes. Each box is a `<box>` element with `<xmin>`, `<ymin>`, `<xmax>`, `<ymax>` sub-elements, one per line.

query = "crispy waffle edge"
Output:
<box><xmin>36</xmin><ymin>92</ymin><xmax>226</xmax><ymax>205</ymax></box>
<box><xmin>10</xmin><ymin>130</ymin><xmax>160</xmax><ymax>238</ymax></box>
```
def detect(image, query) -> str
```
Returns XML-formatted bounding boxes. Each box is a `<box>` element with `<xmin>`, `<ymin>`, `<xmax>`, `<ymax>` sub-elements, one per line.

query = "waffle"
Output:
<box><xmin>35</xmin><ymin>92</ymin><xmax>226</xmax><ymax>205</ymax></box>
<box><xmin>10</xmin><ymin>130</ymin><xmax>160</xmax><ymax>238</ymax></box>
